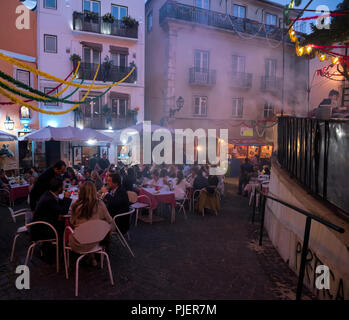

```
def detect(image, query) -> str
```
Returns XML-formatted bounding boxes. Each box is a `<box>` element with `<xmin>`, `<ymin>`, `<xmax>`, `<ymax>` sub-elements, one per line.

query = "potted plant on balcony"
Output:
<box><xmin>70</xmin><ymin>53</ymin><xmax>81</xmax><ymax>69</ymax></box>
<box><xmin>122</xmin><ymin>16</ymin><xmax>139</xmax><ymax>28</ymax></box>
<box><xmin>102</xmin><ymin>13</ymin><xmax>114</xmax><ymax>34</ymax></box>
<box><xmin>102</xmin><ymin>56</ymin><xmax>114</xmax><ymax>82</ymax></box>
<box><xmin>127</xmin><ymin>107</ymin><xmax>139</xmax><ymax>124</ymax></box>
<box><xmin>102</xmin><ymin>104</ymin><xmax>112</xmax><ymax>125</ymax></box>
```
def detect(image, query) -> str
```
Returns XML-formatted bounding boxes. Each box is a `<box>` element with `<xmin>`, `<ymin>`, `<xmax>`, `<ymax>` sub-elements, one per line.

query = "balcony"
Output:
<box><xmin>78</xmin><ymin>115</ymin><xmax>133</xmax><ymax>130</ymax></box>
<box><xmin>189</xmin><ymin>67</ymin><xmax>216</xmax><ymax>86</ymax></box>
<box><xmin>72</xmin><ymin>12</ymin><xmax>138</xmax><ymax>39</ymax></box>
<box><xmin>231</xmin><ymin>72</ymin><xmax>252</xmax><ymax>89</ymax></box>
<box><xmin>261</xmin><ymin>76</ymin><xmax>283</xmax><ymax>93</ymax></box>
<box><xmin>159</xmin><ymin>1</ymin><xmax>289</xmax><ymax>42</ymax></box>
<box><xmin>76</xmin><ymin>62</ymin><xmax>137</xmax><ymax>83</ymax></box>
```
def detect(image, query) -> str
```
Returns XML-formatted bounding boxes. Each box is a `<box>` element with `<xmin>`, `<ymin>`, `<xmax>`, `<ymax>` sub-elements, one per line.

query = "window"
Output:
<box><xmin>44</xmin><ymin>34</ymin><xmax>57</xmax><ymax>53</ymax></box>
<box><xmin>232</xmin><ymin>55</ymin><xmax>245</xmax><ymax>73</ymax></box>
<box><xmin>265</xmin><ymin>59</ymin><xmax>276</xmax><ymax>78</ymax></box>
<box><xmin>16</xmin><ymin>69</ymin><xmax>30</xmax><ymax>86</ymax></box>
<box><xmin>83</xmin><ymin>47</ymin><xmax>101</xmax><ymax>64</ymax></box>
<box><xmin>112</xmin><ymin>98</ymin><xmax>128</xmax><ymax>118</ymax></box>
<box><xmin>232</xmin><ymin>98</ymin><xmax>243</xmax><ymax>118</ymax></box>
<box><xmin>112</xmin><ymin>4</ymin><xmax>128</xmax><ymax>20</ymax></box>
<box><xmin>194</xmin><ymin>50</ymin><xmax>209</xmax><ymax>72</ymax></box>
<box><xmin>83</xmin><ymin>96</ymin><xmax>101</xmax><ymax>118</ymax></box>
<box><xmin>264</xmin><ymin>102</ymin><xmax>274</xmax><ymax>119</ymax></box>
<box><xmin>147</xmin><ymin>11</ymin><xmax>153</xmax><ymax>32</ymax></box>
<box><xmin>266</xmin><ymin>13</ymin><xmax>277</xmax><ymax>26</ymax></box>
<box><xmin>111</xmin><ymin>53</ymin><xmax>128</xmax><ymax>68</ymax></box>
<box><xmin>44</xmin><ymin>87</ymin><xmax>58</xmax><ymax>106</ymax></box>
<box><xmin>44</xmin><ymin>0</ymin><xmax>57</xmax><ymax>9</ymax></box>
<box><xmin>193</xmin><ymin>96</ymin><xmax>207</xmax><ymax>116</ymax></box>
<box><xmin>83</xmin><ymin>0</ymin><xmax>100</xmax><ymax>14</ymax></box>
<box><xmin>195</xmin><ymin>0</ymin><xmax>209</xmax><ymax>9</ymax></box>
<box><xmin>233</xmin><ymin>4</ymin><xmax>246</xmax><ymax>18</ymax></box>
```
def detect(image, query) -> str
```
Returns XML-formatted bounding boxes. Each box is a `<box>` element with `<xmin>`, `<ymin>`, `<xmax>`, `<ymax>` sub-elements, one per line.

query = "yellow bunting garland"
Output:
<box><xmin>0</xmin><ymin>52</ymin><xmax>135</xmax><ymax>89</ymax></box>
<box><xmin>0</xmin><ymin>65</ymin><xmax>100</xmax><ymax>115</ymax></box>
<box><xmin>52</xmin><ymin>61</ymin><xmax>81</xmax><ymax>97</ymax></box>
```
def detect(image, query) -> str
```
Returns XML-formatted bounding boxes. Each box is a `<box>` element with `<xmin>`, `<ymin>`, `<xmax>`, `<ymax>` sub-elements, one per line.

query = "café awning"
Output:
<box><xmin>228</xmin><ymin>139</ymin><xmax>274</xmax><ymax>146</ymax></box>
<box><xmin>0</xmin><ymin>129</ymin><xmax>17</xmax><ymax>141</ymax></box>
<box><xmin>19</xmin><ymin>126</ymin><xmax>113</xmax><ymax>142</ymax></box>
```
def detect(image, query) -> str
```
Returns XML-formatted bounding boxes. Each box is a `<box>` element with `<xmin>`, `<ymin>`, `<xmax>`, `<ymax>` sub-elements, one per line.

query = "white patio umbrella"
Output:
<box><xmin>20</xmin><ymin>126</ymin><xmax>113</xmax><ymax>142</ymax></box>
<box><xmin>0</xmin><ymin>129</ymin><xmax>18</xmax><ymax>141</ymax></box>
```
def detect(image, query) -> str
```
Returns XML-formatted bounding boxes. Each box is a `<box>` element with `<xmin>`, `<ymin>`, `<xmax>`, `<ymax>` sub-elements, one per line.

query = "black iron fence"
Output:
<box><xmin>189</xmin><ymin>67</ymin><xmax>216</xmax><ymax>85</ymax></box>
<box><xmin>159</xmin><ymin>1</ymin><xmax>290</xmax><ymax>42</ymax></box>
<box><xmin>76</xmin><ymin>62</ymin><xmax>137</xmax><ymax>83</ymax></box>
<box><xmin>251</xmin><ymin>190</ymin><xmax>344</xmax><ymax>300</ymax></box>
<box><xmin>73</xmin><ymin>12</ymin><xmax>138</xmax><ymax>39</ymax></box>
<box><xmin>277</xmin><ymin>116</ymin><xmax>349</xmax><ymax>216</ymax></box>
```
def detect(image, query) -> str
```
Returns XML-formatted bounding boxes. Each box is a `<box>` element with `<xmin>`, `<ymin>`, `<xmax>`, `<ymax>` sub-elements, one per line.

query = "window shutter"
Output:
<box><xmin>16</xmin><ymin>70</ymin><xmax>30</xmax><ymax>86</ymax></box>
<box><xmin>232</xmin><ymin>55</ymin><xmax>238</xmax><ymax>73</ymax></box>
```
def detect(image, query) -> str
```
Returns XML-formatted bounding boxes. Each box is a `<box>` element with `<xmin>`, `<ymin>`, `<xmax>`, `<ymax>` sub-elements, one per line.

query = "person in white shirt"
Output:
<box><xmin>174</xmin><ymin>171</ymin><xmax>191</xmax><ymax>200</ymax></box>
<box><xmin>147</xmin><ymin>170</ymin><xmax>165</xmax><ymax>188</ymax></box>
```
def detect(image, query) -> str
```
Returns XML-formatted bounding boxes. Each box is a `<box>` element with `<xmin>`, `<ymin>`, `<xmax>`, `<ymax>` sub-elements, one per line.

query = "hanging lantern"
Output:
<box><xmin>4</xmin><ymin>116</ymin><xmax>15</xmax><ymax>130</ymax></box>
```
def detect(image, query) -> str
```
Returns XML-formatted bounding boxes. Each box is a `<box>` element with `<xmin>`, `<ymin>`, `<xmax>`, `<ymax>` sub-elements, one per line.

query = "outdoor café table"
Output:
<box><xmin>138</xmin><ymin>187</ymin><xmax>176</xmax><ymax>224</ymax></box>
<box><xmin>9</xmin><ymin>184</ymin><xmax>30</xmax><ymax>206</ymax></box>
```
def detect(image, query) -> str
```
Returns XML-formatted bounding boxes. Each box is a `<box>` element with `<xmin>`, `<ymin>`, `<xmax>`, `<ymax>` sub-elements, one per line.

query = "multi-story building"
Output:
<box><xmin>0</xmin><ymin>1</ymin><xmax>39</xmax><ymax>170</ymax></box>
<box><xmin>37</xmin><ymin>0</ymin><xmax>145</xmax><ymax>166</ymax></box>
<box><xmin>145</xmin><ymin>0</ymin><xmax>309</xmax><ymax>160</ymax></box>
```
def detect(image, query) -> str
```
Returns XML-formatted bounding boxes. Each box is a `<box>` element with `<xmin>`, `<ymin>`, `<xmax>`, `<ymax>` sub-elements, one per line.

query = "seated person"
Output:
<box><xmin>31</xmin><ymin>177</ymin><xmax>72</xmax><ymax>258</ymax></box>
<box><xmin>174</xmin><ymin>171</ymin><xmax>191</xmax><ymax>200</ymax></box>
<box><xmin>193</xmin><ymin>168</ymin><xmax>209</xmax><ymax>191</ymax></box>
<box><xmin>123</xmin><ymin>167</ymin><xmax>137</xmax><ymax>192</ymax></box>
<box><xmin>160</xmin><ymin>168</ymin><xmax>171</xmax><ymax>190</ymax></box>
<box><xmin>91</xmin><ymin>170</ymin><xmax>103</xmax><ymax>191</ymax></box>
<box><xmin>0</xmin><ymin>169</ymin><xmax>9</xmax><ymax>185</ymax></box>
<box><xmin>63</xmin><ymin>167</ymin><xmax>78</xmax><ymax>185</ymax></box>
<box><xmin>101</xmin><ymin>173</ymin><xmax>130</xmax><ymax>235</ymax></box>
<box><xmin>168</xmin><ymin>165</ymin><xmax>177</xmax><ymax>179</ymax></box>
<box><xmin>147</xmin><ymin>169</ymin><xmax>165</xmax><ymax>188</ymax></box>
<box><xmin>206</xmin><ymin>175</ymin><xmax>219</xmax><ymax>194</ymax></box>
<box><xmin>83</xmin><ymin>169</ymin><xmax>93</xmax><ymax>183</ymax></box>
<box><xmin>69</xmin><ymin>181</ymin><xmax>115</xmax><ymax>263</ymax></box>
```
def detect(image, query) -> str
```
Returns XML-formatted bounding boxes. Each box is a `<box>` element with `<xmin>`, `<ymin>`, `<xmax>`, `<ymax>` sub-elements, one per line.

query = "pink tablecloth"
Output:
<box><xmin>139</xmin><ymin>188</ymin><xmax>176</xmax><ymax>210</ymax></box>
<box><xmin>9</xmin><ymin>185</ymin><xmax>30</xmax><ymax>201</ymax></box>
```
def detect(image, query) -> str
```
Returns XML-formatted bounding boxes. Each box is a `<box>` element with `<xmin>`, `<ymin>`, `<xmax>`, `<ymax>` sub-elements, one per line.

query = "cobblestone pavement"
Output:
<box><xmin>0</xmin><ymin>179</ymin><xmax>315</xmax><ymax>300</ymax></box>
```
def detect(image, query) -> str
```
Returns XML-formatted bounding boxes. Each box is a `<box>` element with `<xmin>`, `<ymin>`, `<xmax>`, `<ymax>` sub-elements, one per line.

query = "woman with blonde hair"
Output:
<box><xmin>69</xmin><ymin>181</ymin><xmax>115</xmax><ymax>266</ymax></box>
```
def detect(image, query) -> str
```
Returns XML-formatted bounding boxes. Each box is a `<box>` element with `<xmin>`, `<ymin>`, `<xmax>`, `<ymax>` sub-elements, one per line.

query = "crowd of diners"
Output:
<box><xmin>24</xmin><ymin>159</ymin><xmax>225</xmax><ymax>266</ymax></box>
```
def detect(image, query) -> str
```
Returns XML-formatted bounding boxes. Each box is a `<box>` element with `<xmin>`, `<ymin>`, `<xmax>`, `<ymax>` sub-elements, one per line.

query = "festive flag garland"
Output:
<box><xmin>0</xmin><ymin>65</ymin><xmax>101</xmax><ymax>115</ymax></box>
<box><xmin>0</xmin><ymin>52</ymin><xmax>135</xmax><ymax>90</ymax></box>
<box><xmin>51</xmin><ymin>61</ymin><xmax>81</xmax><ymax>97</ymax></box>
<box><xmin>0</xmin><ymin>65</ymin><xmax>77</xmax><ymax>105</ymax></box>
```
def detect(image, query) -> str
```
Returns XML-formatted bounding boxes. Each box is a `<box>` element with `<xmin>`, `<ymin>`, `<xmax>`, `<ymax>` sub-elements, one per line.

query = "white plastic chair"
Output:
<box><xmin>175</xmin><ymin>190</ymin><xmax>189</xmax><ymax>220</ymax></box>
<box><xmin>131</xmin><ymin>195</ymin><xmax>151</xmax><ymax>226</ymax></box>
<box><xmin>63</xmin><ymin>220</ymin><xmax>114</xmax><ymax>297</ymax></box>
<box><xmin>21</xmin><ymin>221</ymin><xmax>60</xmax><ymax>273</ymax></box>
<box><xmin>9</xmin><ymin>208</ymin><xmax>32</xmax><ymax>262</ymax></box>
<box><xmin>192</xmin><ymin>189</ymin><xmax>202</xmax><ymax>212</ymax></box>
<box><xmin>112</xmin><ymin>208</ymin><xmax>135</xmax><ymax>258</ymax></box>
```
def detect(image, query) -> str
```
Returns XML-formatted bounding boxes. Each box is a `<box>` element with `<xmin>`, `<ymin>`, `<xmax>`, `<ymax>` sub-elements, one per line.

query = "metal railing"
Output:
<box><xmin>78</xmin><ymin>115</ymin><xmax>132</xmax><ymax>130</ymax></box>
<box><xmin>251</xmin><ymin>188</ymin><xmax>345</xmax><ymax>300</ymax></box>
<box><xmin>159</xmin><ymin>1</ymin><xmax>289</xmax><ymax>42</ymax></box>
<box><xmin>189</xmin><ymin>67</ymin><xmax>216</xmax><ymax>85</ymax></box>
<box><xmin>72</xmin><ymin>12</ymin><xmax>138</xmax><ymax>39</ymax></box>
<box><xmin>76</xmin><ymin>62</ymin><xmax>137</xmax><ymax>83</ymax></box>
<box><xmin>231</xmin><ymin>72</ymin><xmax>252</xmax><ymax>89</ymax></box>
<box><xmin>277</xmin><ymin>116</ymin><xmax>349</xmax><ymax>216</ymax></box>
<box><xmin>261</xmin><ymin>76</ymin><xmax>283</xmax><ymax>92</ymax></box>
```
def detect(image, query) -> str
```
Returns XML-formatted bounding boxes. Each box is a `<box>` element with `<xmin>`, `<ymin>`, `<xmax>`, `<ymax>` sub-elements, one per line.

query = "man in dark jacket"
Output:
<box><xmin>193</xmin><ymin>168</ymin><xmax>208</xmax><ymax>191</ymax></box>
<box><xmin>31</xmin><ymin>177</ymin><xmax>72</xmax><ymax>243</ymax></box>
<box><xmin>101</xmin><ymin>173</ymin><xmax>130</xmax><ymax>234</ymax></box>
<box><xmin>29</xmin><ymin>160</ymin><xmax>66</xmax><ymax>211</ymax></box>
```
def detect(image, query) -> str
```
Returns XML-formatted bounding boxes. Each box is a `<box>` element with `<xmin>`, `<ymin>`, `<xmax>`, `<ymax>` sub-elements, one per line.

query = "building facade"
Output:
<box><xmin>0</xmin><ymin>1</ymin><xmax>39</xmax><ymax>170</ymax></box>
<box><xmin>145</xmin><ymin>0</ymin><xmax>309</xmax><ymax>160</ymax></box>
<box><xmin>37</xmin><ymin>0</ymin><xmax>145</xmax><ymax>166</ymax></box>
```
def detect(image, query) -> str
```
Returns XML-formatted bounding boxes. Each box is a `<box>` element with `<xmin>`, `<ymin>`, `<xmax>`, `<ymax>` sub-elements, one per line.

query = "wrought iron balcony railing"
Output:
<box><xmin>78</xmin><ymin>115</ymin><xmax>133</xmax><ymax>130</ymax></box>
<box><xmin>189</xmin><ymin>67</ymin><xmax>216</xmax><ymax>86</ymax></box>
<box><xmin>261</xmin><ymin>76</ymin><xmax>283</xmax><ymax>93</ymax></box>
<box><xmin>159</xmin><ymin>1</ymin><xmax>289</xmax><ymax>42</ymax></box>
<box><xmin>76</xmin><ymin>62</ymin><xmax>137</xmax><ymax>83</ymax></box>
<box><xmin>231</xmin><ymin>72</ymin><xmax>252</xmax><ymax>89</ymax></box>
<box><xmin>73</xmin><ymin>12</ymin><xmax>138</xmax><ymax>39</ymax></box>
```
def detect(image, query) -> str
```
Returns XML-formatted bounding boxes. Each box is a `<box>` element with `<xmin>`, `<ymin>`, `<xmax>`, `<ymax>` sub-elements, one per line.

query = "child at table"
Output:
<box><xmin>174</xmin><ymin>171</ymin><xmax>191</xmax><ymax>200</ymax></box>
